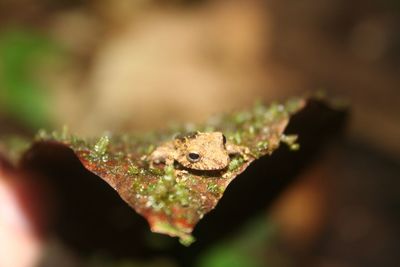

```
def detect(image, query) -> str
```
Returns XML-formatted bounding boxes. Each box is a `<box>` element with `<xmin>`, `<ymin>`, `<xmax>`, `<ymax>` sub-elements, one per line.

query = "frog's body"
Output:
<box><xmin>149</xmin><ymin>132</ymin><xmax>249</xmax><ymax>171</ymax></box>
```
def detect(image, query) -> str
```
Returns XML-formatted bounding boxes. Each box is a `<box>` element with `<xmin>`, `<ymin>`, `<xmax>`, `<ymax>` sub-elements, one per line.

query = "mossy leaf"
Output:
<box><xmin>33</xmin><ymin>98</ymin><xmax>307</xmax><ymax>245</ymax></box>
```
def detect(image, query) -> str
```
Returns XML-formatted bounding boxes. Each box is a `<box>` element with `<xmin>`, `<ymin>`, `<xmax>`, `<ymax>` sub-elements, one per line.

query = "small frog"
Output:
<box><xmin>149</xmin><ymin>132</ymin><xmax>249</xmax><ymax>171</ymax></box>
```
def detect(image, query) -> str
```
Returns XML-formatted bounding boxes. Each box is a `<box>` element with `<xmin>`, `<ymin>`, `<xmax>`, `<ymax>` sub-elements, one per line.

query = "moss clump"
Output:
<box><xmin>136</xmin><ymin>165</ymin><xmax>194</xmax><ymax>214</ymax></box>
<box><xmin>280</xmin><ymin>134</ymin><xmax>300</xmax><ymax>151</ymax></box>
<box><xmin>92</xmin><ymin>136</ymin><xmax>109</xmax><ymax>157</ymax></box>
<box><xmin>151</xmin><ymin>221</ymin><xmax>196</xmax><ymax>246</ymax></box>
<box><xmin>207</xmin><ymin>182</ymin><xmax>223</xmax><ymax>196</ymax></box>
<box><xmin>147</xmin><ymin>167</ymin><xmax>165</xmax><ymax>176</ymax></box>
<box><xmin>90</xmin><ymin>135</ymin><xmax>110</xmax><ymax>162</ymax></box>
<box><xmin>128</xmin><ymin>164</ymin><xmax>140</xmax><ymax>175</ymax></box>
<box><xmin>228</xmin><ymin>156</ymin><xmax>246</xmax><ymax>172</ymax></box>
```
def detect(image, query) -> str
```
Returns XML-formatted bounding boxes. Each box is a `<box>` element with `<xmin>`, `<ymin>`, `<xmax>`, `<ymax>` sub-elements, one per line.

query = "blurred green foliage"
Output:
<box><xmin>0</xmin><ymin>29</ymin><xmax>62</xmax><ymax>130</ymax></box>
<box><xmin>197</xmin><ymin>217</ymin><xmax>289</xmax><ymax>267</ymax></box>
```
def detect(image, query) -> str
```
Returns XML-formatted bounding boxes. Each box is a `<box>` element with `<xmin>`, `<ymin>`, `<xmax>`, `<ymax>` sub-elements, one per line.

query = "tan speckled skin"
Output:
<box><xmin>149</xmin><ymin>132</ymin><xmax>247</xmax><ymax>171</ymax></box>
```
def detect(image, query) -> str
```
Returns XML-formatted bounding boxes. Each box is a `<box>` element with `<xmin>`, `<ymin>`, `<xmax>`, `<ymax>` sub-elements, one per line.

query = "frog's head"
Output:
<box><xmin>173</xmin><ymin>132</ymin><xmax>230</xmax><ymax>171</ymax></box>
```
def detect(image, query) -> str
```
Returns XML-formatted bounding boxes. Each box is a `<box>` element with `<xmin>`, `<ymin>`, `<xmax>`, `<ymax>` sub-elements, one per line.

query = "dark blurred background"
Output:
<box><xmin>0</xmin><ymin>0</ymin><xmax>399</xmax><ymax>266</ymax></box>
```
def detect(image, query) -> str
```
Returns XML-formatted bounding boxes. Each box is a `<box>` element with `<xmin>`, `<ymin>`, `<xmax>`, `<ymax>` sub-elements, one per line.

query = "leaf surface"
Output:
<box><xmin>33</xmin><ymin>98</ymin><xmax>307</xmax><ymax>245</ymax></box>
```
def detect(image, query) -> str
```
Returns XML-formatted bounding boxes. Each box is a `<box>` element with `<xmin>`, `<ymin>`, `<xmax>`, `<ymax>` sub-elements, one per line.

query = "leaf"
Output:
<box><xmin>31</xmin><ymin>98</ymin><xmax>307</xmax><ymax>245</ymax></box>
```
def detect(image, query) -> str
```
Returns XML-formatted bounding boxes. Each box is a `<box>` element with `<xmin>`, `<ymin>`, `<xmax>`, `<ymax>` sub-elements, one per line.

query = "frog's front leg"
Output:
<box><xmin>226</xmin><ymin>143</ymin><xmax>251</xmax><ymax>161</ymax></box>
<box><xmin>148</xmin><ymin>142</ymin><xmax>176</xmax><ymax>168</ymax></box>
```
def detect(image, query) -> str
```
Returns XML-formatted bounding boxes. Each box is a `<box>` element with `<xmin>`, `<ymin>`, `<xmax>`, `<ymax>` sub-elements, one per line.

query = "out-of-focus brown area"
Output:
<box><xmin>0</xmin><ymin>0</ymin><xmax>399</xmax><ymax>266</ymax></box>
<box><xmin>3</xmin><ymin>0</ymin><xmax>399</xmax><ymax>157</ymax></box>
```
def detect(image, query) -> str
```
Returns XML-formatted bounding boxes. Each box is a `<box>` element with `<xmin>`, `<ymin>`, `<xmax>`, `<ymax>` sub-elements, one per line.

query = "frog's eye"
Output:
<box><xmin>187</xmin><ymin>152</ymin><xmax>201</xmax><ymax>163</ymax></box>
<box><xmin>222</xmin><ymin>134</ymin><xmax>227</xmax><ymax>145</ymax></box>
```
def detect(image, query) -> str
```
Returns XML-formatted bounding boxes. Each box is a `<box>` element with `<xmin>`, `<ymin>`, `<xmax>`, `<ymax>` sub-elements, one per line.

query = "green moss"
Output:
<box><xmin>148</xmin><ymin>167</ymin><xmax>164</xmax><ymax>176</ymax></box>
<box><xmin>93</xmin><ymin>136</ymin><xmax>109</xmax><ymax>155</ymax></box>
<box><xmin>170</xmin><ymin>182</ymin><xmax>191</xmax><ymax>207</ymax></box>
<box><xmin>163</xmin><ymin>165</ymin><xmax>175</xmax><ymax>181</ymax></box>
<box><xmin>131</xmin><ymin>179</ymin><xmax>144</xmax><ymax>193</ymax></box>
<box><xmin>207</xmin><ymin>182</ymin><xmax>223</xmax><ymax>196</ymax></box>
<box><xmin>250</xmin><ymin>140</ymin><xmax>270</xmax><ymax>157</ymax></box>
<box><xmin>280</xmin><ymin>134</ymin><xmax>300</xmax><ymax>151</ymax></box>
<box><xmin>128</xmin><ymin>164</ymin><xmax>140</xmax><ymax>175</ymax></box>
<box><xmin>90</xmin><ymin>135</ymin><xmax>110</xmax><ymax>162</ymax></box>
<box><xmin>179</xmin><ymin>235</ymin><xmax>196</xmax><ymax>247</ymax></box>
<box><xmin>228</xmin><ymin>156</ymin><xmax>245</xmax><ymax>172</ymax></box>
<box><xmin>256</xmin><ymin>140</ymin><xmax>268</xmax><ymax>150</ymax></box>
<box><xmin>151</xmin><ymin>221</ymin><xmax>195</xmax><ymax>246</ymax></box>
<box><xmin>289</xmin><ymin>143</ymin><xmax>300</xmax><ymax>151</ymax></box>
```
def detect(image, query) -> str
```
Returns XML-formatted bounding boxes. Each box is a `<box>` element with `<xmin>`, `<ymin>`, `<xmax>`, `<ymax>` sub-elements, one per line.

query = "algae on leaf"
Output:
<box><xmin>33</xmin><ymin>98</ymin><xmax>306</xmax><ymax>245</ymax></box>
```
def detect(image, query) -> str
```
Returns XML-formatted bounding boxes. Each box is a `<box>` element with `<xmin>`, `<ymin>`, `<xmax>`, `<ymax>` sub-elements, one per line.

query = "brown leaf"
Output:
<box><xmin>30</xmin><ymin>98</ymin><xmax>308</xmax><ymax>245</ymax></box>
